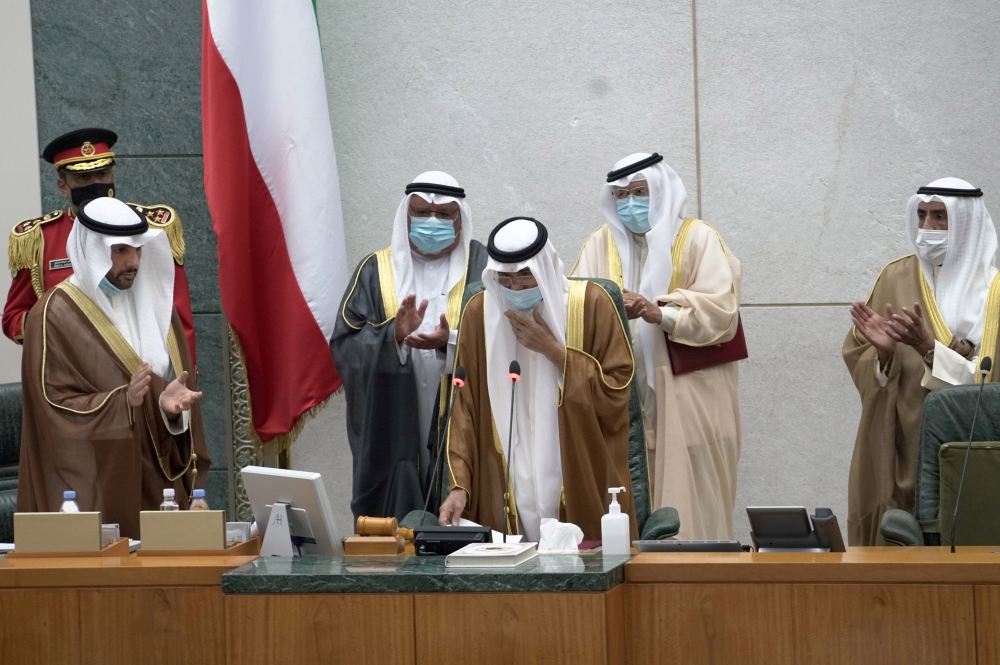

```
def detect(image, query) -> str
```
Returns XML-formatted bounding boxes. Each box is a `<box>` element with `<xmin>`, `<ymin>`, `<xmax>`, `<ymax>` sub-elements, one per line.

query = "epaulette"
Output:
<box><xmin>9</xmin><ymin>210</ymin><xmax>62</xmax><ymax>288</ymax></box>
<box><xmin>127</xmin><ymin>203</ymin><xmax>186</xmax><ymax>265</ymax></box>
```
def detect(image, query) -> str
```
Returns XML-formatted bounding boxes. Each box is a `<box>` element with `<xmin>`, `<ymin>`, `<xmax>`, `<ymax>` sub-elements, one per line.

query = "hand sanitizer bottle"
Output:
<box><xmin>601</xmin><ymin>486</ymin><xmax>630</xmax><ymax>555</ymax></box>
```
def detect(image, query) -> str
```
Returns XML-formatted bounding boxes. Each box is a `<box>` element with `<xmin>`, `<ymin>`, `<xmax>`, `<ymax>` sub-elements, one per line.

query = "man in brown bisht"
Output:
<box><xmin>438</xmin><ymin>216</ymin><xmax>637</xmax><ymax>542</ymax></box>
<box><xmin>846</xmin><ymin>178</ymin><xmax>1000</xmax><ymax>546</ymax></box>
<box><xmin>17</xmin><ymin>197</ymin><xmax>209</xmax><ymax>537</ymax></box>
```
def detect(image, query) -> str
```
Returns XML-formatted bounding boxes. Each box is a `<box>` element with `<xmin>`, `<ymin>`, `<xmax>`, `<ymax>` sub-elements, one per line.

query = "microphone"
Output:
<box><xmin>503</xmin><ymin>360</ymin><xmax>521</xmax><ymax>543</ymax></box>
<box><xmin>950</xmin><ymin>356</ymin><xmax>991</xmax><ymax>553</ymax></box>
<box><xmin>422</xmin><ymin>365</ymin><xmax>467</xmax><ymax>520</ymax></box>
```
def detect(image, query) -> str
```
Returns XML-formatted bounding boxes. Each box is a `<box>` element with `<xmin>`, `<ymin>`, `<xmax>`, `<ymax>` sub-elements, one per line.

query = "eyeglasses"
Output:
<box><xmin>410</xmin><ymin>210</ymin><xmax>459</xmax><ymax>221</ymax></box>
<box><xmin>495</xmin><ymin>274</ymin><xmax>536</xmax><ymax>288</ymax></box>
<box><xmin>612</xmin><ymin>186</ymin><xmax>649</xmax><ymax>200</ymax></box>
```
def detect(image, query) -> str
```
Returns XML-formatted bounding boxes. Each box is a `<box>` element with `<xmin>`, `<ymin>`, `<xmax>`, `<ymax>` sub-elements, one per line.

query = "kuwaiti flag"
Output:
<box><xmin>202</xmin><ymin>0</ymin><xmax>347</xmax><ymax>448</ymax></box>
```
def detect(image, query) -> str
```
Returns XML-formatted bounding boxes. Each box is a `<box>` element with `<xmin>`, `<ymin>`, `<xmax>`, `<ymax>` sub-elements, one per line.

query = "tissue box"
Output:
<box><xmin>139</xmin><ymin>510</ymin><xmax>225</xmax><ymax>550</ymax></box>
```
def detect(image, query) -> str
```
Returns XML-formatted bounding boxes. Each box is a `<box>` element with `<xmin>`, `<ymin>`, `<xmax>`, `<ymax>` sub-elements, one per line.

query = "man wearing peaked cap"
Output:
<box><xmin>438</xmin><ymin>217</ymin><xmax>638</xmax><ymax>542</ymax></box>
<box><xmin>846</xmin><ymin>178</ymin><xmax>1000</xmax><ymax>545</ymax></box>
<box><xmin>3</xmin><ymin>128</ymin><xmax>198</xmax><ymax>364</ymax></box>
<box><xmin>17</xmin><ymin>197</ymin><xmax>210</xmax><ymax>538</ymax></box>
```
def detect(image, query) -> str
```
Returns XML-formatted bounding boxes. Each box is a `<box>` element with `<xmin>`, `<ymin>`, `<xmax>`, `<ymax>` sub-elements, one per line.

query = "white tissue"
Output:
<box><xmin>537</xmin><ymin>518</ymin><xmax>583</xmax><ymax>554</ymax></box>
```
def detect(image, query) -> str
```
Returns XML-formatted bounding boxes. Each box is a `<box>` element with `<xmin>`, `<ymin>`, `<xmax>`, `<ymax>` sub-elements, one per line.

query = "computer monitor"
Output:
<box><xmin>241</xmin><ymin>466</ymin><xmax>344</xmax><ymax>556</ymax></box>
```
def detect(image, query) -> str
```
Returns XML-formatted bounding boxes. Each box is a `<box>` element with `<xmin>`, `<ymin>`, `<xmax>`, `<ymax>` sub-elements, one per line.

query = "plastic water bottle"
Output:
<box><xmin>189</xmin><ymin>488</ymin><xmax>209</xmax><ymax>511</ymax></box>
<box><xmin>159</xmin><ymin>488</ymin><xmax>180</xmax><ymax>511</ymax></box>
<box><xmin>59</xmin><ymin>490</ymin><xmax>80</xmax><ymax>513</ymax></box>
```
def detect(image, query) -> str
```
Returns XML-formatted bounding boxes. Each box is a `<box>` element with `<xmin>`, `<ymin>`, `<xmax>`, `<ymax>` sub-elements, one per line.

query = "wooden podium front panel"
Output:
<box><xmin>414</xmin><ymin>590</ymin><xmax>621</xmax><ymax>665</ymax></box>
<box><xmin>976</xmin><ymin>586</ymin><xmax>1000</xmax><ymax>665</ymax></box>
<box><xmin>627</xmin><ymin>583</ymin><xmax>976</xmax><ymax>665</ymax></box>
<box><xmin>79</xmin><ymin>587</ymin><xmax>226</xmax><ymax>665</ymax></box>
<box><xmin>226</xmin><ymin>594</ymin><xmax>415</xmax><ymax>665</ymax></box>
<box><xmin>0</xmin><ymin>589</ymin><xmax>80</xmax><ymax>664</ymax></box>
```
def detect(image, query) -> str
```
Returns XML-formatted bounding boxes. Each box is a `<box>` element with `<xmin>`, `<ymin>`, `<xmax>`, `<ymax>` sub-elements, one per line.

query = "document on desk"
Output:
<box><xmin>445</xmin><ymin>542</ymin><xmax>539</xmax><ymax>568</ymax></box>
<box><xmin>457</xmin><ymin>518</ymin><xmax>522</xmax><ymax>544</ymax></box>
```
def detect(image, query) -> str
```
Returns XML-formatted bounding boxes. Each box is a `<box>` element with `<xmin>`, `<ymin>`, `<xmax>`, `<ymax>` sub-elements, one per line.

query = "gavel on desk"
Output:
<box><xmin>347</xmin><ymin>517</ymin><xmax>415</xmax><ymax>555</ymax></box>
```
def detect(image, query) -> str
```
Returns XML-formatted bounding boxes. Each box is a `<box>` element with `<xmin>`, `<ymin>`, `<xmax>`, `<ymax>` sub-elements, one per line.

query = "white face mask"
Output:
<box><xmin>915</xmin><ymin>229</ymin><xmax>949</xmax><ymax>266</ymax></box>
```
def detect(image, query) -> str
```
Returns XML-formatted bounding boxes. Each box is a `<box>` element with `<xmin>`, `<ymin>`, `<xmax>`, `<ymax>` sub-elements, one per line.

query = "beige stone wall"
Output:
<box><xmin>296</xmin><ymin>0</ymin><xmax>1000</xmax><ymax>541</ymax></box>
<box><xmin>0</xmin><ymin>1</ymin><xmax>39</xmax><ymax>384</ymax></box>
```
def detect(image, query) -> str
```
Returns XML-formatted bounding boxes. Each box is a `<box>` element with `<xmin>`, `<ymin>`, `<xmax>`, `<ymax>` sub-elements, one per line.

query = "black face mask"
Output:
<box><xmin>70</xmin><ymin>181</ymin><xmax>115</xmax><ymax>208</ymax></box>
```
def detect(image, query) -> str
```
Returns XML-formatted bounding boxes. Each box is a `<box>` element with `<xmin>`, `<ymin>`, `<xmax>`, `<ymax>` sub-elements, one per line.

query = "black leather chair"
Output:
<box><xmin>0</xmin><ymin>382</ymin><xmax>22</xmax><ymax>543</ymax></box>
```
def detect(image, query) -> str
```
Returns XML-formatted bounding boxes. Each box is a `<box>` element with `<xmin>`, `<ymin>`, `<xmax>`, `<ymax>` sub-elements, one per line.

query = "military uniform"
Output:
<box><xmin>3</xmin><ymin>128</ymin><xmax>198</xmax><ymax>363</ymax></box>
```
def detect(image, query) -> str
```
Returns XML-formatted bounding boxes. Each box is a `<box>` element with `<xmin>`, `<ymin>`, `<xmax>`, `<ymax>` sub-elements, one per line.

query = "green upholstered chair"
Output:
<box><xmin>0</xmin><ymin>382</ymin><xmax>22</xmax><ymax>543</ymax></box>
<box><xmin>879</xmin><ymin>383</ymin><xmax>1000</xmax><ymax>547</ymax></box>
<box><xmin>403</xmin><ymin>279</ymin><xmax>680</xmax><ymax>540</ymax></box>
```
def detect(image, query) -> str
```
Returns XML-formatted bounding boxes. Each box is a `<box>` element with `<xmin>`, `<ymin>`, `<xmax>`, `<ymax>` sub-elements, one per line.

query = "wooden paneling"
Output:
<box><xmin>415</xmin><ymin>592</ymin><xmax>609</xmax><ymax>665</ymax></box>
<box><xmin>977</xmin><ymin>585</ymin><xmax>1000</xmax><ymax>665</ymax></box>
<box><xmin>227</xmin><ymin>594</ymin><xmax>415</xmax><ymax>665</ymax></box>
<box><xmin>0</xmin><ymin>589</ymin><xmax>80</xmax><ymax>665</ymax></box>
<box><xmin>604</xmin><ymin>584</ymin><xmax>626</xmax><ymax>665</ymax></box>
<box><xmin>78</xmin><ymin>587</ymin><xmax>225</xmax><ymax>665</ymax></box>
<box><xmin>627</xmin><ymin>583</ymin><xmax>976</xmax><ymax>665</ymax></box>
<box><xmin>627</xmin><ymin>547</ymin><xmax>1000</xmax><ymax>584</ymax></box>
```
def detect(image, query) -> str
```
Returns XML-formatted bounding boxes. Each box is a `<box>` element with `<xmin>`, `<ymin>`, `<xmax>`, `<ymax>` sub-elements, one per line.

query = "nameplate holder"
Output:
<box><xmin>14</xmin><ymin>512</ymin><xmax>102</xmax><ymax>553</ymax></box>
<box><xmin>139</xmin><ymin>510</ymin><xmax>226</xmax><ymax>551</ymax></box>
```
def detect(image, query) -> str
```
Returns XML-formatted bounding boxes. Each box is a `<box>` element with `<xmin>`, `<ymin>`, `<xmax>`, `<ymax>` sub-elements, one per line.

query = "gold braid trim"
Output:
<box><xmin>976</xmin><ymin>271</ymin><xmax>1000</xmax><ymax>384</ymax></box>
<box><xmin>127</xmin><ymin>203</ymin><xmax>186</xmax><ymax>266</ymax></box>
<box><xmin>607</xmin><ymin>227</ymin><xmax>623</xmax><ymax>290</ymax></box>
<box><xmin>228</xmin><ymin>324</ymin><xmax>334</xmax><ymax>458</ymax></box>
<box><xmin>917</xmin><ymin>268</ymin><xmax>955</xmax><ymax>346</ymax></box>
<box><xmin>374</xmin><ymin>247</ymin><xmax>398</xmax><ymax>320</ymax></box>
<box><xmin>9</xmin><ymin>210</ymin><xmax>62</xmax><ymax>293</ymax></box>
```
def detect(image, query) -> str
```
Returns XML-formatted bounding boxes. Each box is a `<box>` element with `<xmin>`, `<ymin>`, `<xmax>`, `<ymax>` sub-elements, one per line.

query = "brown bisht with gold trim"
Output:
<box><xmin>446</xmin><ymin>280</ymin><xmax>638</xmax><ymax>541</ymax></box>
<box><xmin>844</xmin><ymin>255</ymin><xmax>1000</xmax><ymax>546</ymax></box>
<box><xmin>16</xmin><ymin>282</ymin><xmax>210</xmax><ymax>537</ymax></box>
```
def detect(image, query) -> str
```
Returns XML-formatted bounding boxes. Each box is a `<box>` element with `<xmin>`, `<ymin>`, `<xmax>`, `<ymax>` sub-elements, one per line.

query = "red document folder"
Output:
<box><xmin>663</xmin><ymin>314</ymin><xmax>748</xmax><ymax>375</ymax></box>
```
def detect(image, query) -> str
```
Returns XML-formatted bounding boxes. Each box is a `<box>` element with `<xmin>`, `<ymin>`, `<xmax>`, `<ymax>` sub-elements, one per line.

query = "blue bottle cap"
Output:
<box><xmin>63</xmin><ymin>490</ymin><xmax>76</xmax><ymax>500</ymax></box>
<box><xmin>193</xmin><ymin>489</ymin><xmax>205</xmax><ymax>498</ymax></box>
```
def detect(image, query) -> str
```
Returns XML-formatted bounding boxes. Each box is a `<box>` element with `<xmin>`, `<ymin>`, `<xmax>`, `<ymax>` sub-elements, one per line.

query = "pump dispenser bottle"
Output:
<box><xmin>601</xmin><ymin>486</ymin><xmax>630</xmax><ymax>555</ymax></box>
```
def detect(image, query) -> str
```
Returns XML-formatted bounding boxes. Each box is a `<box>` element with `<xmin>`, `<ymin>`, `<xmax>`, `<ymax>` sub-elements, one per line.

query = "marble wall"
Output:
<box><xmin>30</xmin><ymin>0</ymin><xmax>230</xmax><ymax>513</ymax></box>
<box><xmin>296</xmin><ymin>0</ymin><xmax>1000</xmax><ymax>542</ymax></box>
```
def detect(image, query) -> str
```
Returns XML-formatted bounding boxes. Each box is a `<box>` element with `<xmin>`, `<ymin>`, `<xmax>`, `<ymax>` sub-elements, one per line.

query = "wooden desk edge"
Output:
<box><xmin>626</xmin><ymin>548</ymin><xmax>1000</xmax><ymax>584</ymax></box>
<box><xmin>0</xmin><ymin>554</ymin><xmax>258</xmax><ymax>588</ymax></box>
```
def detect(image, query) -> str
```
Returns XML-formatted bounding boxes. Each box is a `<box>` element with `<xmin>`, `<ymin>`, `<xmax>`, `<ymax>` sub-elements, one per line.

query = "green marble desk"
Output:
<box><xmin>222</xmin><ymin>552</ymin><xmax>630</xmax><ymax>594</ymax></box>
<box><xmin>223</xmin><ymin>553</ymin><xmax>630</xmax><ymax>664</ymax></box>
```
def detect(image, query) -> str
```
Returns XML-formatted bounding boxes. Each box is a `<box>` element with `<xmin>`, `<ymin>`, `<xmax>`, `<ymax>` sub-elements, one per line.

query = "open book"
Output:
<box><xmin>444</xmin><ymin>542</ymin><xmax>538</xmax><ymax>568</ymax></box>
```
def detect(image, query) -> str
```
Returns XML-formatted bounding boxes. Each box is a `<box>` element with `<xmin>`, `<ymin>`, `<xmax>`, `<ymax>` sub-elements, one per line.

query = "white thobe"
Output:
<box><xmin>398</xmin><ymin>252</ymin><xmax>459</xmax><ymax>473</ymax></box>
<box><xmin>103</xmin><ymin>285</ymin><xmax>189</xmax><ymax>434</ymax></box>
<box><xmin>509</xmin><ymin>346</ymin><xmax>561</xmax><ymax>543</ymax></box>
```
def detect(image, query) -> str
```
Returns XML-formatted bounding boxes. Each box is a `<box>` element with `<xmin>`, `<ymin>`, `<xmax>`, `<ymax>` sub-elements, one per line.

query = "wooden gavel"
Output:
<box><xmin>356</xmin><ymin>516</ymin><xmax>414</xmax><ymax>541</ymax></box>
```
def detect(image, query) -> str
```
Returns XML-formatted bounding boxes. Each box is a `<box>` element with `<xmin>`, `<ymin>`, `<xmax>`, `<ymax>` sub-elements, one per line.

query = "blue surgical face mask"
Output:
<box><xmin>409</xmin><ymin>217</ymin><xmax>457</xmax><ymax>255</ymax></box>
<box><xmin>99</xmin><ymin>276</ymin><xmax>121</xmax><ymax>295</ymax></box>
<box><xmin>501</xmin><ymin>286</ymin><xmax>543</xmax><ymax>313</ymax></box>
<box><xmin>616</xmin><ymin>196</ymin><xmax>651</xmax><ymax>234</ymax></box>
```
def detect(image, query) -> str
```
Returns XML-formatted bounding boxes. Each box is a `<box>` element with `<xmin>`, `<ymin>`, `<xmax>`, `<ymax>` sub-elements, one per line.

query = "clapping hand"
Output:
<box><xmin>394</xmin><ymin>294</ymin><xmax>428</xmax><ymax>343</ymax></box>
<box><xmin>622</xmin><ymin>289</ymin><xmax>663</xmax><ymax>324</ymax></box>
<box><xmin>885</xmin><ymin>303</ymin><xmax>934</xmax><ymax>356</ymax></box>
<box><xmin>404</xmin><ymin>313</ymin><xmax>449</xmax><ymax>350</ymax></box>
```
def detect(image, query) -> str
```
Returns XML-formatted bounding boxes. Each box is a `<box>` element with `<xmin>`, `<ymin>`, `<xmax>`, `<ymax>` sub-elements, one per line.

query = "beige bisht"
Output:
<box><xmin>844</xmin><ymin>179</ymin><xmax>1000</xmax><ymax>546</ymax></box>
<box><xmin>572</xmin><ymin>156</ymin><xmax>742</xmax><ymax>539</ymax></box>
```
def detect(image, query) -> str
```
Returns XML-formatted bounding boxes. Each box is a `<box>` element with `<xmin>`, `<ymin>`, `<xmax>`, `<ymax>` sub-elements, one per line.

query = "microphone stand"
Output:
<box><xmin>950</xmin><ymin>357</ymin><xmax>992</xmax><ymax>553</ymax></box>
<box><xmin>503</xmin><ymin>362</ymin><xmax>520</xmax><ymax>543</ymax></box>
<box><xmin>422</xmin><ymin>367</ymin><xmax>466</xmax><ymax>523</ymax></box>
